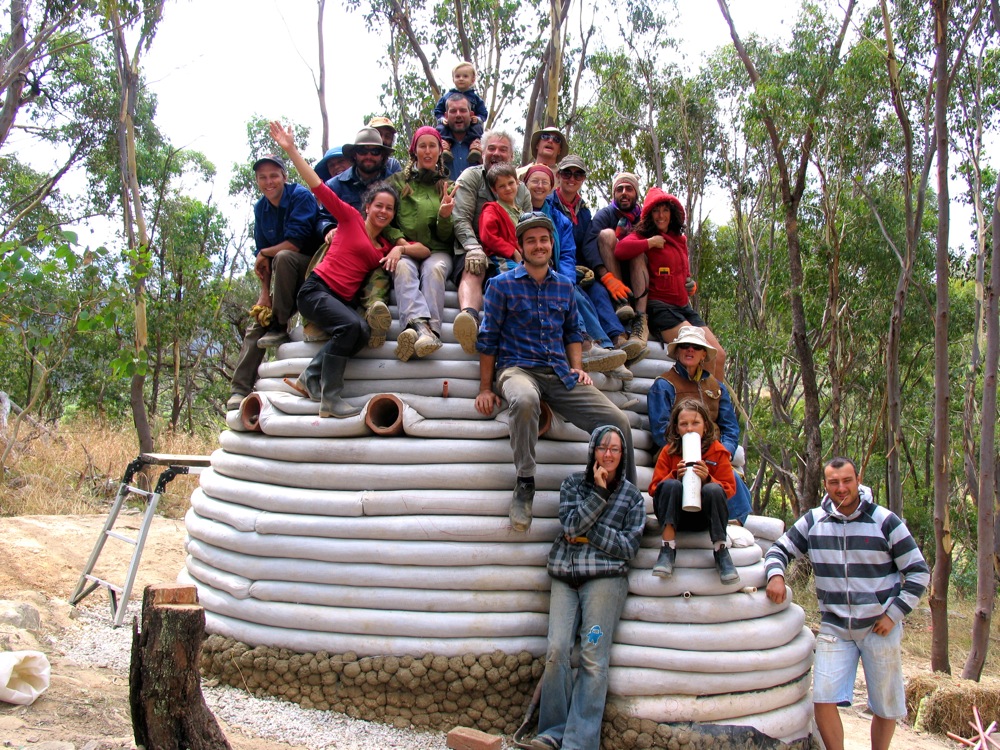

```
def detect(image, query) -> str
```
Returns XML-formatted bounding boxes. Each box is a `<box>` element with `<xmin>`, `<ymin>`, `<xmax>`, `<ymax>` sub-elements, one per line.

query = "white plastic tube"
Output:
<box><xmin>681</xmin><ymin>432</ymin><xmax>702</xmax><ymax>511</ymax></box>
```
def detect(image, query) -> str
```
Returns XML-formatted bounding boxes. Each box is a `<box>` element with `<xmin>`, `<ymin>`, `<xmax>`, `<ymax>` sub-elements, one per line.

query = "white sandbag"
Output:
<box><xmin>744</xmin><ymin>515</ymin><xmax>785</xmax><ymax>542</ymax></box>
<box><xmin>632</xmin><ymin>545</ymin><xmax>761</xmax><ymax>570</ymax></box>
<box><xmin>255</xmin><ymin>377</ymin><xmax>482</xmax><ymax>400</ymax></box>
<box><xmin>183</xmin><ymin>557</ymin><xmax>252</xmax><ymax>599</ymax></box>
<box><xmin>186</xmin><ymin>509</ymin><xmax>552</xmax><ymax>567</ymax></box>
<box><xmin>625</xmin><ymin>377</ymin><xmax>657</xmax><ymax>394</ymax></box>
<box><xmin>199</xmin><ymin>468</ymin><xmax>364</xmax><ymax>517</ymax></box>
<box><xmin>0</xmin><ymin>651</ymin><xmax>50</xmax><ymax>706</ymax></box>
<box><xmin>194</xmin><ymin>582</ymin><xmax>548</xmax><ymax>638</ymax></box>
<box><xmin>190</xmin><ymin>488</ymin><xmax>261</xmax><ymax>532</ymax></box>
<box><xmin>626</xmin><ymin>561</ymin><xmax>767</xmax><ymax>598</ymax></box>
<box><xmin>710</xmin><ymin>689</ymin><xmax>814</xmax><ymax>743</ymax></box>
<box><xmin>205</xmin><ymin>611</ymin><xmax>548</xmax><ymax>658</ymax></box>
<box><xmin>401</xmin><ymin>404</ymin><xmax>511</xmax><ymax>439</ymax></box>
<box><xmin>186</xmin><ymin>539</ymin><xmax>552</xmax><ymax>591</ymax></box>
<box><xmin>609</xmin><ymin>673</ymin><xmax>810</xmax><ymax>723</ymax></box>
<box><xmin>727</xmin><ymin>525</ymin><xmax>756</xmax><ymax>548</ymax></box>
<box><xmin>628</xmin><ymin>358</ymin><xmax>673</xmax><ymax>379</ymax></box>
<box><xmin>637</xmin><ymin>530</ymin><xmax>747</xmax><ymax>550</ymax></box>
<box><xmin>209</xmin><ymin>450</ymin><xmax>579</xmax><ymax>492</ymax></box>
<box><xmin>226</xmin><ymin>408</ymin><xmax>249</xmax><ymax>432</ymax></box>
<box><xmin>614</xmin><ymin>604</ymin><xmax>804</xmax><ymax>652</ymax></box>
<box><xmin>240</xmin><ymin>392</ymin><xmax>372</xmax><ymax>437</ymax></box>
<box><xmin>247</xmin><ymin>580</ymin><xmax>551</xmax><ymax>614</ymax></box>
<box><xmin>610</xmin><ymin>627</ymin><xmax>813</xmax><ymax>673</ymax></box>
<box><xmin>620</xmin><ymin>589</ymin><xmax>789</xmax><ymax>625</ymax></box>
<box><xmin>608</xmin><ymin>654</ymin><xmax>812</xmax><ymax>696</ymax></box>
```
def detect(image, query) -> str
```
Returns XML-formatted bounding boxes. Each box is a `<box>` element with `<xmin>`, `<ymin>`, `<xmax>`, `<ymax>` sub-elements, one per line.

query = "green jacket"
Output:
<box><xmin>384</xmin><ymin>170</ymin><xmax>454</xmax><ymax>253</ymax></box>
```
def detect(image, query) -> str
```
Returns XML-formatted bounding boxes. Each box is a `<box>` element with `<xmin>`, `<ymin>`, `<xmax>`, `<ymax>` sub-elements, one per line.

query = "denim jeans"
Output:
<box><xmin>575</xmin><ymin>287</ymin><xmax>613</xmax><ymax>348</ymax></box>
<box><xmin>536</xmin><ymin>575</ymin><xmax>629</xmax><ymax>750</ymax></box>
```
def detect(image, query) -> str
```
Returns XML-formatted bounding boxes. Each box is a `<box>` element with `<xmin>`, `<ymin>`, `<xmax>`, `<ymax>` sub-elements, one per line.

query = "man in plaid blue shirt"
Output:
<box><xmin>475</xmin><ymin>212</ymin><xmax>634</xmax><ymax>532</ymax></box>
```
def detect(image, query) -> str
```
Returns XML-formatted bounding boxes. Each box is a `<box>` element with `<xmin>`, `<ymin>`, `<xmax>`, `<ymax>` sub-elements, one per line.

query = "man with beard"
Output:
<box><xmin>450</xmin><ymin>129</ymin><xmax>531</xmax><ymax>353</ymax></box>
<box><xmin>582</xmin><ymin>173</ymin><xmax>649</xmax><ymax>361</ymax></box>
<box><xmin>439</xmin><ymin>92</ymin><xmax>482</xmax><ymax>178</ymax></box>
<box><xmin>316</xmin><ymin>127</ymin><xmax>401</xmax><ymax>242</ymax></box>
<box><xmin>516</xmin><ymin>126</ymin><xmax>568</xmax><ymax>178</ymax></box>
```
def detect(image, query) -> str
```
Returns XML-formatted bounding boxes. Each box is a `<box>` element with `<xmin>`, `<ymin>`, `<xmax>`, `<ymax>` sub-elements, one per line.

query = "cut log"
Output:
<box><xmin>130</xmin><ymin>583</ymin><xmax>231</xmax><ymax>750</ymax></box>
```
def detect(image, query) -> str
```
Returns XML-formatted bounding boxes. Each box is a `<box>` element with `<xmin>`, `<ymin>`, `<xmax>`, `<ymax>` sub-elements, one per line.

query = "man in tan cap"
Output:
<box><xmin>366</xmin><ymin>116</ymin><xmax>403</xmax><ymax>173</ymax></box>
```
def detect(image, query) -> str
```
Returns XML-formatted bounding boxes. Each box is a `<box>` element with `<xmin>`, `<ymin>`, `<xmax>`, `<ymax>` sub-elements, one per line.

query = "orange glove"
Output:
<box><xmin>685</xmin><ymin>277</ymin><xmax>697</xmax><ymax>295</ymax></box>
<box><xmin>601</xmin><ymin>272</ymin><xmax>632</xmax><ymax>301</ymax></box>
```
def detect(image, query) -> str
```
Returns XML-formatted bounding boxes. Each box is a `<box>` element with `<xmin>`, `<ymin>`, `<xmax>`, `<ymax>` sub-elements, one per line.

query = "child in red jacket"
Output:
<box><xmin>478</xmin><ymin>163</ymin><xmax>523</xmax><ymax>274</ymax></box>
<box><xmin>648</xmin><ymin>398</ymin><xmax>740</xmax><ymax>584</ymax></box>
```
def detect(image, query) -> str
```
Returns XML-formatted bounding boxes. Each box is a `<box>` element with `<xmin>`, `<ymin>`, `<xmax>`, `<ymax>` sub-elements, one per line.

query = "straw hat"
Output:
<box><xmin>666</xmin><ymin>325</ymin><xmax>717</xmax><ymax>362</ymax></box>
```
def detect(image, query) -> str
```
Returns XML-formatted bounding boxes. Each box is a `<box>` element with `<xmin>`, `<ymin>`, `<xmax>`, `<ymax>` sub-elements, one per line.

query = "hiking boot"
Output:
<box><xmin>581</xmin><ymin>344</ymin><xmax>627</xmax><ymax>373</ymax></box>
<box><xmin>257</xmin><ymin>326</ymin><xmax>290</xmax><ymax>349</ymax></box>
<box><xmin>608</xmin><ymin>363</ymin><xmax>633</xmax><ymax>381</ymax></box>
<box><xmin>302</xmin><ymin>321</ymin><xmax>329</xmax><ymax>342</ymax></box>
<box><xmin>714</xmin><ymin>547</ymin><xmax>741</xmax><ymax>585</ymax></box>
<box><xmin>630</xmin><ymin>312</ymin><xmax>649</xmax><ymax>346</ymax></box>
<box><xmin>413</xmin><ymin>319</ymin><xmax>443</xmax><ymax>358</ymax></box>
<box><xmin>468</xmin><ymin>144</ymin><xmax>483</xmax><ymax>165</ymax></box>
<box><xmin>616</xmin><ymin>333</ymin><xmax>644</xmax><ymax>361</ymax></box>
<box><xmin>395</xmin><ymin>327</ymin><xmax>419</xmax><ymax>362</ymax></box>
<box><xmin>319</xmin><ymin>354</ymin><xmax>361</xmax><ymax>418</ymax></box>
<box><xmin>652</xmin><ymin>545</ymin><xmax>676</xmax><ymax>578</ymax></box>
<box><xmin>613</xmin><ymin>297</ymin><xmax>635</xmax><ymax>323</ymax></box>
<box><xmin>454</xmin><ymin>309</ymin><xmax>480</xmax><ymax>355</ymax></box>
<box><xmin>509</xmin><ymin>479</ymin><xmax>535</xmax><ymax>532</ymax></box>
<box><xmin>226</xmin><ymin>393</ymin><xmax>246</xmax><ymax>411</ymax></box>
<box><xmin>366</xmin><ymin>300</ymin><xmax>391</xmax><ymax>348</ymax></box>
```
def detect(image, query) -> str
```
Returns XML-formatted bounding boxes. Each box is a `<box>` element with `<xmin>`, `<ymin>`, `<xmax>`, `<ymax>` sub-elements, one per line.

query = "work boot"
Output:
<box><xmin>652</xmin><ymin>545</ymin><xmax>676</xmax><ymax>578</ymax></box>
<box><xmin>454</xmin><ymin>308</ymin><xmax>480</xmax><ymax>355</ymax></box>
<box><xmin>509</xmin><ymin>479</ymin><xmax>535</xmax><ymax>532</ymax></box>
<box><xmin>366</xmin><ymin>300</ymin><xmax>392</xmax><ymax>348</ymax></box>
<box><xmin>395</xmin><ymin>327</ymin><xmax>419</xmax><ymax>362</ymax></box>
<box><xmin>629</xmin><ymin>312</ymin><xmax>649</xmax><ymax>349</ymax></box>
<box><xmin>581</xmin><ymin>343</ymin><xmax>627</xmax><ymax>373</ymax></box>
<box><xmin>714</xmin><ymin>547</ymin><xmax>741</xmax><ymax>585</ymax></box>
<box><xmin>616</xmin><ymin>333</ymin><xmax>644</xmax><ymax>361</ymax></box>
<box><xmin>226</xmin><ymin>393</ymin><xmax>246</xmax><ymax>411</ymax></box>
<box><xmin>258</xmin><ymin>323</ymin><xmax>290</xmax><ymax>348</ymax></box>
<box><xmin>319</xmin><ymin>354</ymin><xmax>361</xmax><ymax>418</ymax></box>
<box><xmin>413</xmin><ymin>319</ymin><xmax>443</xmax><ymax>358</ymax></box>
<box><xmin>613</xmin><ymin>297</ymin><xmax>635</xmax><ymax>323</ymax></box>
<box><xmin>285</xmin><ymin>355</ymin><xmax>322</xmax><ymax>400</ymax></box>
<box><xmin>609</xmin><ymin>363</ymin><xmax>633</xmax><ymax>381</ymax></box>
<box><xmin>468</xmin><ymin>144</ymin><xmax>483</xmax><ymax>165</ymax></box>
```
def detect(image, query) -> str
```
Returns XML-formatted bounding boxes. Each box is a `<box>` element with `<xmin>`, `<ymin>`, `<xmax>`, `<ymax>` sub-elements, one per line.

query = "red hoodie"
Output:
<box><xmin>614</xmin><ymin>188</ymin><xmax>690</xmax><ymax>307</ymax></box>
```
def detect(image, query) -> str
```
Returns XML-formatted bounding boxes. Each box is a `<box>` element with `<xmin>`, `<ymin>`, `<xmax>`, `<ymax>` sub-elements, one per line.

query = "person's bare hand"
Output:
<box><xmin>594</xmin><ymin>462</ymin><xmax>609</xmax><ymax>489</ymax></box>
<box><xmin>475</xmin><ymin>390</ymin><xmax>500</xmax><ymax>416</ymax></box>
<box><xmin>439</xmin><ymin>188</ymin><xmax>455</xmax><ymax>219</ymax></box>
<box><xmin>647</xmin><ymin>235</ymin><xmax>666</xmax><ymax>250</ymax></box>
<box><xmin>469</xmin><ymin>138</ymin><xmax>482</xmax><ymax>151</ymax></box>
<box><xmin>766</xmin><ymin>575</ymin><xmax>786</xmax><ymax>604</ymax></box>
<box><xmin>691</xmin><ymin>460</ymin><xmax>710</xmax><ymax>481</ymax></box>
<box><xmin>324</xmin><ymin>228</ymin><xmax>337</xmax><ymax>244</ymax></box>
<box><xmin>571</xmin><ymin>368</ymin><xmax>592</xmax><ymax>386</ymax></box>
<box><xmin>381</xmin><ymin>247</ymin><xmax>403</xmax><ymax>273</ymax></box>
<box><xmin>872</xmin><ymin>613</ymin><xmax>895</xmax><ymax>636</ymax></box>
<box><xmin>269</xmin><ymin>121</ymin><xmax>295</xmax><ymax>153</ymax></box>
<box><xmin>254</xmin><ymin>253</ymin><xmax>269</xmax><ymax>280</ymax></box>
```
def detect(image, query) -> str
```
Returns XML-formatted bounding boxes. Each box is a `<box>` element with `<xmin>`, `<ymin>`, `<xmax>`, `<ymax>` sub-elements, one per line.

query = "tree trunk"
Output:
<box><xmin>316</xmin><ymin>0</ymin><xmax>329</xmax><ymax>152</ymax></box>
<box><xmin>929</xmin><ymin>0</ymin><xmax>952</xmax><ymax>675</ymax></box>
<box><xmin>961</xmin><ymin>172</ymin><xmax>1000</xmax><ymax>680</ymax></box>
<box><xmin>130</xmin><ymin>583</ymin><xmax>231</xmax><ymax>750</ymax></box>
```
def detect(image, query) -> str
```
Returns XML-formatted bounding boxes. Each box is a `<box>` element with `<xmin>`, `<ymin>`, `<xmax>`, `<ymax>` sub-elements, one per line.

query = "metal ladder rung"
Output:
<box><xmin>124</xmin><ymin>488</ymin><xmax>154</xmax><ymax>499</ymax></box>
<box><xmin>84</xmin><ymin>574</ymin><xmax>124</xmax><ymax>595</ymax></box>
<box><xmin>105</xmin><ymin>530</ymin><xmax>138</xmax><ymax>545</ymax></box>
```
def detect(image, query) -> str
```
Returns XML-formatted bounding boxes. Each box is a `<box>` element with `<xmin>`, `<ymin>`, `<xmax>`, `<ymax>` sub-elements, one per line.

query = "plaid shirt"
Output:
<box><xmin>476</xmin><ymin>264</ymin><xmax>584</xmax><ymax>388</ymax></box>
<box><xmin>546</xmin><ymin>473</ymin><xmax>645</xmax><ymax>584</ymax></box>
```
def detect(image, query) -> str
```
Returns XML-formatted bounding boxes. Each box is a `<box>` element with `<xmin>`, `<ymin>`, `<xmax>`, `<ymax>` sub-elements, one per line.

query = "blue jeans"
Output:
<box><xmin>586</xmin><ymin>282</ymin><xmax>625</xmax><ymax>340</ymax></box>
<box><xmin>536</xmin><ymin>575</ymin><xmax>629</xmax><ymax>750</ymax></box>
<box><xmin>575</xmin><ymin>287</ymin><xmax>613</xmax><ymax>348</ymax></box>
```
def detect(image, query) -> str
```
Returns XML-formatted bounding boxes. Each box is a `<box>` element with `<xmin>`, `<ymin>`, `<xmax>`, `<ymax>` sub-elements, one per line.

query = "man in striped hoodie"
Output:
<box><xmin>764</xmin><ymin>457</ymin><xmax>929</xmax><ymax>750</ymax></box>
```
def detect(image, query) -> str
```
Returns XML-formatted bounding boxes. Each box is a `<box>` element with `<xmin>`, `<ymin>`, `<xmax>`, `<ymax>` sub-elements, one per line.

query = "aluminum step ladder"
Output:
<box><xmin>69</xmin><ymin>452</ymin><xmax>210</xmax><ymax>627</ymax></box>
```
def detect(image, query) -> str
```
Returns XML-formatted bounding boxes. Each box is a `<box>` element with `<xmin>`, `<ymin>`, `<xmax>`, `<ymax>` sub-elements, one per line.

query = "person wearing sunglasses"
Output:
<box><xmin>516</xmin><ymin>126</ymin><xmax>569</xmax><ymax>179</ymax></box>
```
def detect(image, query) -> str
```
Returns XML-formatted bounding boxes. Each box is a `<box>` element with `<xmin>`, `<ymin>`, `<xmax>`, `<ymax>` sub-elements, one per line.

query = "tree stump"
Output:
<box><xmin>129</xmin><ymin>583</ymin><xmax>231</xmax><ymax>750</ymax></box>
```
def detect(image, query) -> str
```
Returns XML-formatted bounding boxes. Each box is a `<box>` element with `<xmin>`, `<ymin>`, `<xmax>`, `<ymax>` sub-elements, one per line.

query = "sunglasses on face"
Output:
<box><xmin>559</xmin><ymin>170</ymin><xmax>586</xmax><ymax>180</ymax></box>
<box><xmin>676</xmin><ymin>343</ymin><xmax>705</xmax><ymax>351</ymax></box>
<box><xmin>355</xmin><ymin>147</ymin><xmax>383</xmax><ymax>156</ymax></box>
<box><xmin>539</xmin><ymin>133</ymin><xmax>562</xmax><ymax>144</ymax></box>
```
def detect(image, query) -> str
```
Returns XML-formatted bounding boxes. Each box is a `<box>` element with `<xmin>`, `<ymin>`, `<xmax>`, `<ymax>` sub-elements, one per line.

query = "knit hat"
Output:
<box><xmin>515</xmin><ymin>211</ymin><xmax>555</xmax><ymax>241</ymax></box>
<box><xmin>522</xmin><ymin>163</ymin><xmax>555</xmax><ymax>187</ymax></box>
<box><xmin>639</xmin><ymin>187</ymin><xmax>686</xmax><ymax>226</ymax></box>
<box><xmin>612</xmin><ymin>172</ymin><xmax>640</xmax><ymax>195</ymax></box>
<box><xmin>314</xmin><ymin>146</ymin><xmax>345</xmax><ymax>182</ymax></box>
<box><xmin>529</xmin><ymin>127</ymin><xmax>569</xmax><ymax>161</ymax></box>
<box><xmin>343</xmin><ymin>127</ymin><xmax>393</xmax><ymax>158</ymax></box>
<box><xmin>409</xmin><ymin>126</ymin><xmax>444</xmax><ymax>156</ymax></box>
<box><xmin>252</xmin><ymin>154</ymin><xmax>286</xmax><ymax>173</ymax></box>
<box><xmin>557</xmin><ymin>154</ymin><xmax>587</xmax><ymax>174</ymax></box>
<box><xmin>666</xmin><ymin>325</ymin><xmax>716</xmax><ymax>362</ymax></box>
<box><xmin>367</xmin><ymin>116</ymin><xmax>396</xmax><ymax>132</ymax></box>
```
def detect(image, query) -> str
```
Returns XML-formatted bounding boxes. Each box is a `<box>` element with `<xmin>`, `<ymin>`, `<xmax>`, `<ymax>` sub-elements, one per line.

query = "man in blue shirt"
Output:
<box><xmin>475</xmin><ymin>212</ymin><xmax>635</xmax><ymax>532</ymax></box>
<box><xmin>439</xmin><ymin>93</ymin><xmax>482</xmax><ymax>179</ymax></box>
<box><xmin>228</xmin><ymin>155</ymin><xmax>321</xmax><ymax>410</ymax></box>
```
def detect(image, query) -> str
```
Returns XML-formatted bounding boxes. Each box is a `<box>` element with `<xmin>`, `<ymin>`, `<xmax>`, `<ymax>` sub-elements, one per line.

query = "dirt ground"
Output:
<box><xmin>0</xmin><ymin>514</ymin><xmax>955</xmax><ymax>750</ymax></box>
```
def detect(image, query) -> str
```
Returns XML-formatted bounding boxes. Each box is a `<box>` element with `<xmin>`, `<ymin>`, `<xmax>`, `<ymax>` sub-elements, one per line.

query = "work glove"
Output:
<box><xmin>601</xmin><ymin>272</ymin><xmax>632</xmax><ymax>301</ymax></box>
<box><xmin>464</xmin><ymin>247</ymin><xmax>487</xmax><ymax>276</ymax></box>
<box><xmin>685</xmin><ymin>276</ymin><xmax>698</xmax><ymax>295</ymax></box>
<box><xmin>576</xmin><ymin>265</ymin><xmax>595</xmax><ymax>288</ymax></box>
<box><xmin>248</xmin><ymin>305</ymin><xmax>273</xmax><ymax>327</ymax></box>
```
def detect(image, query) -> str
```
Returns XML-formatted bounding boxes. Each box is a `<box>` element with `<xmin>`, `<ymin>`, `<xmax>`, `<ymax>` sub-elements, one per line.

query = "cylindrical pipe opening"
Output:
<box><xmin>537</xmin><ymin>402</ymin><xmax>553</xmax><ymax>437</ymax></box>
<box><xmin>365</xmin><ymin>394</ymin><xmax>405</xmax><ymax>436</ymax></box>
<box><xmin>240</xmin><ymin>393</ymin><xmax>264</xmax><ymax>432</ymax></box>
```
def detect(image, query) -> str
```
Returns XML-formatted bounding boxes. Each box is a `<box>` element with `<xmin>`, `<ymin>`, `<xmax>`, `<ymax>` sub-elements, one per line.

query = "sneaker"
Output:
<box><xmin>395</xmin><ymin>328</ymin><xmax>418</xmax><ymax>362</ymax></box>
<box><xmin>454</xmin><ymin>310</ymin><xmax>480</xmax><ymax>355</ymax></box>
<box><xmin>652</xmin><ymin>545</ymin><xmax>675</xmax><ymax>578</ymax></box>
<box><xmin>366</xmin><ymin>300</ymin><xmax>391</xmax><ymax>348</ymax></box>
<box><xmin>302</xmin><ymin>321</ymin><xmax>329</xmax><ymax>342</ymax></box>
<box><xmin>226</xmin><ymin>393</ymin><xmax>246</xmax><ymax>411</ymax></box>
<box><xmin>581</xmin><ymin>344</ymin><xmax>627</xmax><ymax>373</ymax></box>
<box><xmin>714</xmin><ymin>547</ymin><xmax>741</xmax><ymax>585</ymax></box>
<box><xmin>608</xmin><ymin>363</ymin><xmax>633</xmax><ymax>381</ymax></box>
<box><xmin>257</xmin><ymin>328</ymin><xmax>290</xmax><ymax>348</ymax></box>
<box><xmin>613</xmin><ymin>297</ymin><xmax>635</xmax><ymax>323</ymax></box>
<box><xmin>509</xmin><ymin>479</ymin><xmax>535</xmax><ymax>532</ymax></box>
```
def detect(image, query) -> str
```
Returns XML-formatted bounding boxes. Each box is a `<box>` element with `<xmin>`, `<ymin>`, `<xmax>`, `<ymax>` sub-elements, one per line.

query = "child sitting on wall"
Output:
<box><xmin>478</xmin><ymin>163</ymin><xmax>523</xmax><ymax>275</ymax></box>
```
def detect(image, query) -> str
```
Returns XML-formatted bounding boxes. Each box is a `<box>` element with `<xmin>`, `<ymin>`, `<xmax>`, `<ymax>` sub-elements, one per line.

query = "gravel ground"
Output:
<box><xmin>60</xmin><ymin>603</ymin><xmax>510</xmax><ymax>750</ymax></box>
